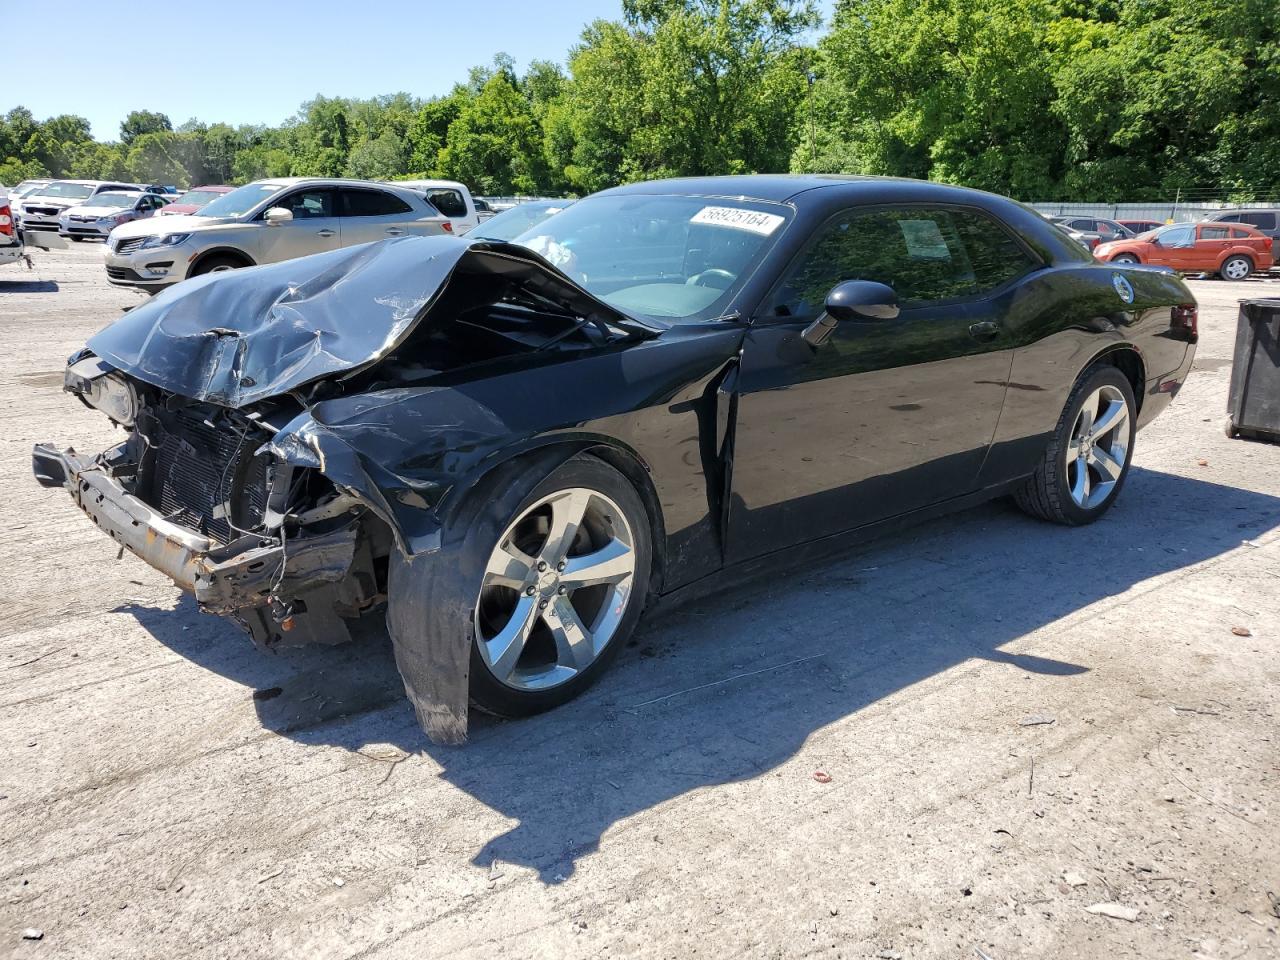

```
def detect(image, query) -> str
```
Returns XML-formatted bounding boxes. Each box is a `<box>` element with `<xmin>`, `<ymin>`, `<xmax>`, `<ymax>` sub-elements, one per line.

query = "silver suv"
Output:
<box><xmin>102</xmin><ymin>178</ymin><xmax>450</xmax><ymax>291</ymax></box>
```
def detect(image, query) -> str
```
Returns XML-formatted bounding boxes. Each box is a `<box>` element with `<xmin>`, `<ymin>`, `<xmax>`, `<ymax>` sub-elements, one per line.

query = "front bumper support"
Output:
<box><xmin>32</xmin><ymin>443</ymin><xmax>357</xmax><ymax>614</ymax></box>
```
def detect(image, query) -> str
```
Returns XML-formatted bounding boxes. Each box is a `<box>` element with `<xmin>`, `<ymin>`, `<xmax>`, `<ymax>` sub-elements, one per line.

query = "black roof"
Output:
<box><xmin>598</xmin><ymin>174</ymin><xmax>999</xmax><ymax>206</ymax></box>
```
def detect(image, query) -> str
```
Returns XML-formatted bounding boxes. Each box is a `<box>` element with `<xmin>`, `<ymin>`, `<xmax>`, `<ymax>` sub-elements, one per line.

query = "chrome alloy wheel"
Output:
<box><xmin>475</xmin><ymin>487</ymin><xmax>637</xmax><ymax>691</ymax></box>
<box><xmin>1065</xmin><ymin>384</ymin><xmax>1130</xmax><ymax>510</ymax></box>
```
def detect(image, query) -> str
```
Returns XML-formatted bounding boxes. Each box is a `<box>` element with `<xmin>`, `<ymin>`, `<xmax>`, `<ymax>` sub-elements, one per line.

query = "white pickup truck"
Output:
<box><xmin>393</xmin><ymin>179</ymin><xmax>492</xmax><ymax>235</ymax></box>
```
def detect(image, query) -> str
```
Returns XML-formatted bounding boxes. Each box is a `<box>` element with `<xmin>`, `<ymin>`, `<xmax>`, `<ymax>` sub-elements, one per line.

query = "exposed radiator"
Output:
<box><xmin>144</xmin><ymin>409</ymin><xmax>271</xmax><ymax>544</ymax></box>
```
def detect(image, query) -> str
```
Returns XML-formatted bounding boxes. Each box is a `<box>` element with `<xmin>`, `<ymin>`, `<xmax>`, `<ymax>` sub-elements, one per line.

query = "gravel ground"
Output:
<box><xmin>1</xmin><ymin>244</ymin><xmax>1278</xmax><ymax>960</ymax></box>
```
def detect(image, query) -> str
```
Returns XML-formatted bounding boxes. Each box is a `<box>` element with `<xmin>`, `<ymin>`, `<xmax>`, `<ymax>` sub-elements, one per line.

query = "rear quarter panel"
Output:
<box><xmin>978</xmin><ymin>264</ymin><xmax>1195</xmax><ymax>486</ymax></box>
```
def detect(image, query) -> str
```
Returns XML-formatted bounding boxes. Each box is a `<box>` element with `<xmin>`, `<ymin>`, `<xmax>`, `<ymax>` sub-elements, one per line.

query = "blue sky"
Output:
<box><xmin>9</xmin><ymin>0</ymin><xmax>627</xmax><ymax>140</ymax></box>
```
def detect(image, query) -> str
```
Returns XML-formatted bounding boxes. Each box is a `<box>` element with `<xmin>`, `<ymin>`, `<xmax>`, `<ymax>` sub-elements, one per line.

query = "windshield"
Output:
<box><xmin>511</xmin><ymin>194</ymin><xmax>791</xmax><ymax>322</ymax></box>
<box><xmin>173</xmin><ymin>189</ymin><xmax>222</xmax><ymax>207</ymax></box>
<box><xmin>195</xmin><ymin>182</ymin><xmax>281</xmax><ymax>218</ymax></box>
<box><xmin>84</xmin><ymin>193</ymin><xmax>138</xmax><ymax>209</ymax></box>
<box><xmin>39</xmin><ymin>182</ymin><xmax>95</xmax><ymax>200</ymax></box>
<box><xmin>478</xmin><ymin>201</ymin><xmax>572</xmax><ymax>241</ymax></box>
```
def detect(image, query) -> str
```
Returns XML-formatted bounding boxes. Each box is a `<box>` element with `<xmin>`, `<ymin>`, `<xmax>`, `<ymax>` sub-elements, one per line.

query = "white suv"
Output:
<box><xmin>103</xmin><ymin>177</ymin><xmax>450</xmax><ymax>291</ymax></box>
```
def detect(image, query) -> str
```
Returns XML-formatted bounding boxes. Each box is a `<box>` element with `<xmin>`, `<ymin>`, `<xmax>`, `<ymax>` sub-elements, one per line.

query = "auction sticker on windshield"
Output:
<box><xmin>690</xmin><ymin>206</ymin><xmax>785</xmax><ymax>236</ymax></box>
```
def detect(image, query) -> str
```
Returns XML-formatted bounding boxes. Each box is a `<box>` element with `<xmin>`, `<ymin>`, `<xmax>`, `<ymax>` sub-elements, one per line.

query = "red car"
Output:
<box><xmin>1116</xmin><ymin>219</ymin><xmax>1164</xmax><ymax>235</ymax></box>
<box><xmin>1093</xmin><ymin>221</ymin><xmax>1274</xmax><ymax>280</ymax></box>
<box><xmin>157</xmin><ymin>184</ymin><xmax>234</xmax><ymax>217</ymax></box>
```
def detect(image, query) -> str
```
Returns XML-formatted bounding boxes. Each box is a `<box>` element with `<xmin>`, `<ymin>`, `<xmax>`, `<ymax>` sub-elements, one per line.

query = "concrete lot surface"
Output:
<box><xmin>1</xmin><ymin>246</ymin><xmax>1278</xmax><ymax>959</ymax></box>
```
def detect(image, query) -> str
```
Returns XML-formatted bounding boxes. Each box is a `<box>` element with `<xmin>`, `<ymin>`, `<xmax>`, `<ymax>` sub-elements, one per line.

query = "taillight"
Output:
<box><xmin>1171</xmin><ymin>303</ymin><xmax>1198</xmax><ymax>342</ymax></box>
<box><xmin>0</xmin><ymin>203</ymin><xmax>11</xmax><ymax>236</ymax></box>
<box><xmin>441</xmin><ymin>221</ymin><xmax>453</xmax><ymax>234</ymax></box>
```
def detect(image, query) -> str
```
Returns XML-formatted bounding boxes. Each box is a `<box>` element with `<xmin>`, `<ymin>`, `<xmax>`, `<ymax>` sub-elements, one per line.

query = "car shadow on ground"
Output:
<box><xmin>0</xmin><ymin>278</ymin><xmax>58</xmax><ymax>293</ymax></box>
<box><xmin>123</xmin><ymin>466</ymin><xmax>1280</xmax><ymax>883</ymax></box>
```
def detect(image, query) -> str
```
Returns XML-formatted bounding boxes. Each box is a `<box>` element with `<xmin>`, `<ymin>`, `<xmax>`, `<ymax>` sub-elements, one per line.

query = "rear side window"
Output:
<box><xmin>1229</xmin><ymin>228</ymin><xmax>1254</xmax><ymax>239</ymax></box>
<box><xmin>764</xmin><ymin>206</ymin><xmax>1038</xmax><ymax>317</ymax></box>
<box><xmin>341</xmin><ymin>189</ymin><xmax>412</xmax><ymax>217</ymax></box>
<box><xmin>1201</xmin><ymin>226</ymin><xmax>1231</xmax><ymax>240</ymax></box>
<box><xmin>1241</xmin><ymin>212</ymin><xmax>1277</xmax><ymax>229</ymax></box>
<box><xmin>423</xmin><ymin>188</ymin><xmax>466</xmax><ymax>218</ymax></box>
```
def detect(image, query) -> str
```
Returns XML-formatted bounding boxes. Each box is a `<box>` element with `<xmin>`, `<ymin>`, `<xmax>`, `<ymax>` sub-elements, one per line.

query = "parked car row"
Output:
<box><xmin>14</xmin><ymin>179</ymin><xmax>174</xmax><ymax>233</ymax></box>
<box><xmin>103</xmin><ymin>177</ymin><xmax>452</xmax><ymax>291</ymax></box>
<box><xmin>1093</xmin><ymin>220</ymin><xmax>1275</xmax><ymax>279</ymax></box>
<box><xmin>1041</xmin><ymin>206</ymin><xmax>1280</xmax><ymax>279</ymax></box>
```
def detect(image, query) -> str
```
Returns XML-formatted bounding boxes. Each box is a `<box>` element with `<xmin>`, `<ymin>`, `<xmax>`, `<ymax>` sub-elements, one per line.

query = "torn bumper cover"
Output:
<box><xmin>31</xmin><ymin>443</ymin><xmax>357</xmax><ymax>616</ymax></box>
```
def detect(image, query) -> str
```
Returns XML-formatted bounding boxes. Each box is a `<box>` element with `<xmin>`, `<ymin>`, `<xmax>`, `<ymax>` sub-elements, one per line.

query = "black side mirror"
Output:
<box><xmin>802</xmin><ymin>280</ymin><xmax>899</xmax><ymax>347</ymax></box>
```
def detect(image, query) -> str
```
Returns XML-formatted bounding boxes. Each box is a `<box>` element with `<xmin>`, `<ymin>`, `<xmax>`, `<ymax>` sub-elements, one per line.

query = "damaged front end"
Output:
<box><xmin>33</xmin><ymin>236</ymin><xmax>666</xmax><ymax>745</ymax></box>
<box><xmin>35</xmin><ymin>354</ymin><xmax>389</xmax><ymax>649</ymax></box>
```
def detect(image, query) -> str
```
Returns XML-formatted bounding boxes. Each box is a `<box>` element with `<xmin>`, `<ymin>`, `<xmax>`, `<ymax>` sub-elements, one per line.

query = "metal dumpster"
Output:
<box><xmin>1225</xmin><ymin>298</ymin><xmax>1280</xmax><ymax>442</ymax></box>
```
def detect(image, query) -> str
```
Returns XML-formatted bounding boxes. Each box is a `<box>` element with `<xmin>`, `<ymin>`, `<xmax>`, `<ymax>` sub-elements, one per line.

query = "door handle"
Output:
<box><xmin>316</xmin><ymin>229</ymin><xmax>336</xmax><ymax>238</ymax></box>
<box><xmin>968</xmin><ymin>320</ymin><xmax>1000</xmax><ymax>341</ymax></box>
<box><xmin>385</xmin><ymin>227</ymin><xmax>405</xmax><ymax>236</ymax></box>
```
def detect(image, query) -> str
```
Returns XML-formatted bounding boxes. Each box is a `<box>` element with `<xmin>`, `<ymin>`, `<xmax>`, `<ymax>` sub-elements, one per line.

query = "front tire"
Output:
<box><xmin>1220</xmin><ymin>255</ymin><xmax>1252</xmax><ymax>281</ymax></box>
<box><xmin>191</xmin><ymin>254</ymin><xmax>248</xmax><ymax>276</ymax></box>
<box><xmin>418</xmin><ymin>455</ymin><xmax>652</xmax><ymax>719</ymax></box>
<box><xmin>1111</xmin><ymin>253</ymin><xmax>1140</xmax><ymax>265</ymax></box>
<box><xmin>1014</xmin><ymin>364</ymin><xmax>1137</xmax><ymax>525</ymax></box>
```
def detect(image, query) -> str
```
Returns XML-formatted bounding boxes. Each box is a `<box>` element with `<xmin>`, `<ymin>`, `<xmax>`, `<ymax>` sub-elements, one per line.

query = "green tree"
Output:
<box><xmin>346</xmin><ymin>129</ymin><xmax>408</xmax><ymax>179</ymax></box>
<box><xmin>120</xmin><ymin>110</ymin><xmax>172</xmax><ymax>145</ymax></box>
<box><xmin>437</xmin><ymin>68</ymin><xmax>550</xmax><ymax>193</ymax></box>
<box><xmin>407</xmin><ymin>91</ymin><xmax>468</xmax><ymax>174</ymax></box>
<box><xmin>559</xmin><ymin>0</ymin><xmax>818</xmax><ymax>191</ymax></box>
<box><xmin>124</xmin><ymin>131</ymin><xmax>196</xmax><ymax>186</ymax></box>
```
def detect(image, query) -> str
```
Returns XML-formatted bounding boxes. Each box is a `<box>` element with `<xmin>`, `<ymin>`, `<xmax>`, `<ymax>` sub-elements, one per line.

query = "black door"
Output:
<box><xmin>727</xmin><ymin>204</ymin><xmax>1040</xmax><ymax>562</ymax></box>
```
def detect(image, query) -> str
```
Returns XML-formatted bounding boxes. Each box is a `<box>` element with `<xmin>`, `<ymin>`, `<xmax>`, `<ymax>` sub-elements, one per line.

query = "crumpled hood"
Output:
<box><xmin>86</xmin><ymin>235</ymin><xmax>658</xmax><ymax>408</ymax></box>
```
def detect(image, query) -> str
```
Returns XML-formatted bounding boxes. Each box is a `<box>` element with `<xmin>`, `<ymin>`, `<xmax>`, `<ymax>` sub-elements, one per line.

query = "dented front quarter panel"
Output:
<box><xmin>266</xmin><ymin>322</ymin><xmax>747</xmax><ymax>585</ymax></box>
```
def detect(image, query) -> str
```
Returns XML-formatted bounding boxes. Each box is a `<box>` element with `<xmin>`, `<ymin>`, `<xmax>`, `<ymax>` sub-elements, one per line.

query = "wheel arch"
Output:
<box><xmin>1081</xmin><ymin>344</ymin><xmax>1146</xmax><ymax>416</ymax></box>
<box><xmin>439</xmin><ymin>435</ymin><xmax>670</xmax><ymax>598</ymax></box>
<box><xmin>1220</xmin><ymin>250</ymin><xmax>1254</xmax><ymax>272</ymax></box>
<box><xmin>189</xmin><ymin>246</ymin><xmax>255</xmax><ymax>274</ymax></box>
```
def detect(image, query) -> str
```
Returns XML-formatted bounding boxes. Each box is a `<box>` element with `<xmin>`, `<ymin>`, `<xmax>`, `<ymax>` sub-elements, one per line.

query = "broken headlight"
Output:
<box><xmin>65</xmin><ymin>356</ymin><xmax>140</xmax><ymax>427</ymax></box>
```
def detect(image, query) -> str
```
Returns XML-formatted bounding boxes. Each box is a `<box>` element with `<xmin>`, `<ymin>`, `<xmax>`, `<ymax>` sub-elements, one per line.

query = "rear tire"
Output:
<box><xmin>1220</xmin><ymin>255</ymin><xmax>1252</xmax><ymax>281</ymax></box>
<box><xmin>1014</xmin><ymin>364</ymin><xmax>1137</xmax><ymax>526</ymax></box>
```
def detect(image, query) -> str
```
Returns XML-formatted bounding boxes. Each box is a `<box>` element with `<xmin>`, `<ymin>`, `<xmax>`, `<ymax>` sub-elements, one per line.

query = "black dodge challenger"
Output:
<box><xmin>33</xmin><ymin>175</ymin><xmax>1198</xmax><ymax>743</ymax></box>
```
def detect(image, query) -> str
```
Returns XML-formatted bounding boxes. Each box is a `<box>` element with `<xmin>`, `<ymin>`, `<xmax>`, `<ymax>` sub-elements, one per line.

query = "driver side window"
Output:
<box><xmin>1158</xmin><ymin>226</ymin><xmax>1194</xmax><ymax>248</ymax></box>
<box><xmin>271</xmin><ymin>189</ymin><xmax>335</xmax><ymax>220</ymax></box>
<box><xmin>763</xmin><ymin>206</ymin><xmax>1036</xmax><ymax>321</ymax></box>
